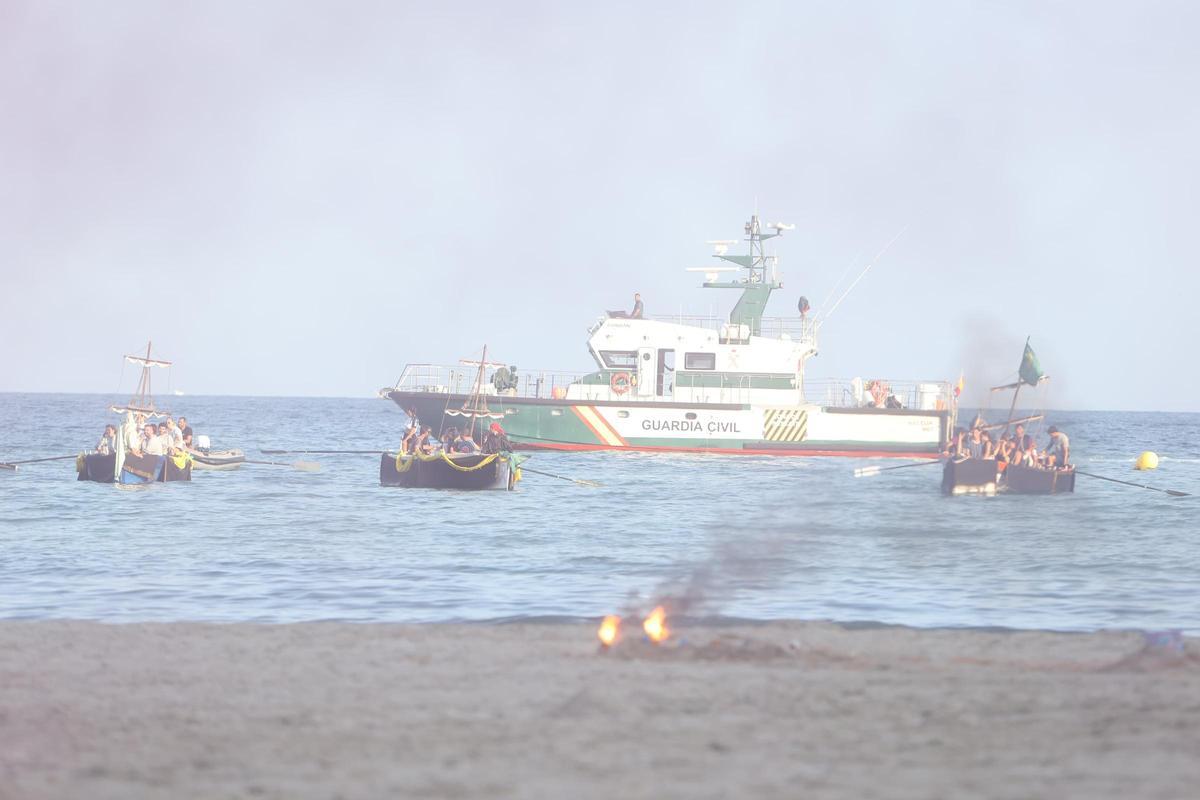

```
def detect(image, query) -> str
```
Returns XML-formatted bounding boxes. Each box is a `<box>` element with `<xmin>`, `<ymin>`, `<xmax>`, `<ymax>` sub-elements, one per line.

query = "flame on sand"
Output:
<box><xmin>642</xmin><ymin>606</ymin><xmax>669</xmax><ymax>643</ymax></box>
<box><xmin>597</xmin><ymin>615</ymin><xmax>620</xmax><ymax>647</ymax></box>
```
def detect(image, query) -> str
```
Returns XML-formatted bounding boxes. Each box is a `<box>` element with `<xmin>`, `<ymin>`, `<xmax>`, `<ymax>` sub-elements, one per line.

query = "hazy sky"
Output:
<box><xmin>2</xmin><ymin>1</ymin><xmax>1196</xmax><ymax>410</ymax></box>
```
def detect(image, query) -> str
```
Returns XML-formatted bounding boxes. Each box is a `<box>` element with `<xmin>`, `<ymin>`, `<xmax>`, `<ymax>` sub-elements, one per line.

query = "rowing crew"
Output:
<box><xmin>93</xmin><ymin>414</ymin><xmax>196</xmax><ymax>458</ymax></box>
<box><xmin>398</xmin><ymin>422</ymin><xmax>512</xmax><ymax>456</ymax></box>
<box><xmin>946</xmin><ymin>424</ymin><xmax>1071</xmax><ymax>469</ymax></box>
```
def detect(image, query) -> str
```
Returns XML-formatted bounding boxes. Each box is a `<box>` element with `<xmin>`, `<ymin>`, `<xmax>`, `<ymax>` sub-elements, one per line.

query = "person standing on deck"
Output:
<box><xmin>1044</xmin><ymin>426</ymin><xmax>1070</xmax><ymax>468</ymax></box>
<box><xmin>94</xmin><ymin>425</ymin><xmax>116</xmax><ymax>455</ymax></box>
<box><xmin>630</xmin><ymin>293</ymin><xmax>644</xmax><ymax>319</ymax></box>
<box><xmin>124</xmin><ymin>413</ymin><xmax>143</xmax><ymax>456</ymax></box>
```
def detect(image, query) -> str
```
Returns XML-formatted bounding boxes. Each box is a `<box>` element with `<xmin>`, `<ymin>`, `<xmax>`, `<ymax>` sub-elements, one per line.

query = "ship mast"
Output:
<box><xmin>700</xmin><ymin>213</ymin><xmax>791</xmax><ymax>335</ymax></box>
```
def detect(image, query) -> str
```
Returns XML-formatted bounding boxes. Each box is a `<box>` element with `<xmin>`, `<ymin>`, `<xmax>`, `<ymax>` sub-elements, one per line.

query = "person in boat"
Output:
<box><xmin>630</xmin><ymin>292</ymin><xmax>644</xmax><ymax>319</ymax></box>
<box><xmin>1044</xmin><ymin>426</ymin><xmax>1070</xmax><ymax>469</ymax></box>
<box><xmin>944</xmin><ymin>427</ymin><xmax>966</xmax><ymax>458</ymax></box>
<box><xmin>1017</xmin><ymin>434</ymin><xmax>1039</xmax><ymax>467</ymax></box>
<box><xmin>414</xmin><ymin>425</ymin><xmax>435</xmax><ymax>455</ymax></box>
<box><xmin>164</xmin><ymin>418</ymin><xmax>184</xmax><ymax>452</ymax></box>
<box><xmin>442</xmin><ymin>426</ymin><xmax>458</xmax><ymax>451</ymax></box>
<box><xmin>965</xmin><ymin>426</ymin><xmax>986</xmax><ymax>459</ymax></box>
<box><xmin>979</xmin><ymin>430</ymin><xmax>995</xmax><ymax>459</ymax></box>
<box><xmin>453</xmin><ymin>429</ymin><xmax>480</xmax><ymax>454</ymax></box>
<box><xmin>1012</xmin><ymin>423</ymin><xmax>1026</xmax><ymax>448</ymax></box>
<box><xmin>399</xmin><ymin>424</ymin><xmax>417</xmax><ymax>455</ymax></box>
<box><xmin>177</xmin><ymin>416</ymin><xmax>193</xmax><ymax>443</ymax></box>
<box><xmin>142</xmin><ymin>423</ymin><xmax>167</xmax><ymax>456</ymax></box>
<box><xmin>993</xmin><ymin>434</ymin><xmax>1014</xmax><ymax>465</ymax></box>
<box><xmin>483</xmin><ymin>422</ymin><xmax>511</xmax><ymax>454</ymax></box>
<box><xmin>94</xmin><ymin>425</ymin><xmax>117</xmax><ymax>455</ymax></box>
<box><xmin>123</xmin><ymin>412</ymin><xmax>143</xmax><ymax>456</ymax></box>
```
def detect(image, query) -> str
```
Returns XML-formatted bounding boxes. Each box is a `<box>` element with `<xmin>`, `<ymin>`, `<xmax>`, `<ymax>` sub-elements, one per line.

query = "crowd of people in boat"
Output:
<box><xmin>92</xmin><ymin>413</ymin><xmax>197</xmax><ymax>458</ymax></box>
<box><xmin>397</xmin><ymin>421</ymin><xmax>512</xmax><ymax>457</ymax></box>
<box><xmin>946</xmin><ymin>423</ymin><xmax>1071</xmax><ymax>469</ymax></box>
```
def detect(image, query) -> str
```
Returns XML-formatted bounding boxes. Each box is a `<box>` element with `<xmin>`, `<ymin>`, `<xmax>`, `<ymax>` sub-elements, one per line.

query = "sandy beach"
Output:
<box><xmin>1</xmin><ymin>621</ymin><xmax>1198</xmax><ymax>799</ymax></box>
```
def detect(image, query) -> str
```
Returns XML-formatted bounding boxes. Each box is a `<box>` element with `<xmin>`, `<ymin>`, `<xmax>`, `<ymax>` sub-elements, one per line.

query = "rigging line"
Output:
<box><xmin>819</xmin><ymin>226</ymin><xmax>909</xmax><ymax>325</ymax></box>
<box><xmin>817</xmin><ymin>245</ymin><xmax>867</xmax><ymax>314</ymax></box>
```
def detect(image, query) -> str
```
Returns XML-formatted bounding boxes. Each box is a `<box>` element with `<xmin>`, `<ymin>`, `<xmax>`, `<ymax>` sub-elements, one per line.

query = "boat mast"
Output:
<box><xmin>702</xmin><ymin>213</ymin><xmax>788</xmax><ymax>335</ymax></box>
<box><xmin>113</xmin><ymin>340</ymin><xmax>173</xmax><ymax>416</ymax></box>
<box><xmin>133</xmin><ymin>340</ymin><xmax>154</xmax><ymax>412</ymax></box>
<box><xmin>462</xmin><ymin>345</ymin><xmax>492</xmax><ymax>441</ymax></box>
<box><xmin>1000</xmin><ymin>383</ymin><xmax>1022</xmax><ymax>437</ymax></box>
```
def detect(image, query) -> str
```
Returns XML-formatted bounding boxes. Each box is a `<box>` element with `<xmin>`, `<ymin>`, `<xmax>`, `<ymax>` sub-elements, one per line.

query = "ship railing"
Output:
<box><xmin>804</xmin><ymin>378</ymin><xmax>954</xmax><ymax>411</ymax></box>
<box><xmin>393</xmin><ymin>365</ymin><xmax>953</xmax><ymax>410</ymax></box>
<box><xmin>598</xmin><ymin>312</ymin><xmax>816</xmax><ymax>342</ymax></box>
<box><xmin>393</xmin><ymin>364</ymin><xmax>599</xmax><ymax>401</ymax></box>
<box><xmin>394</xmin><ymin>364</ymin><xmax>797</xmax><ymax>404</ymax></box>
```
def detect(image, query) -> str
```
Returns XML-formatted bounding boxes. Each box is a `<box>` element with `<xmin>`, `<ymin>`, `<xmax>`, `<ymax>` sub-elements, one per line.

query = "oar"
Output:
<box><xmin>261</xmin><ymin>449</ymin><xmax>383</xmax><ymax>455</ymax></box>
<box><xmin>1075</xmin><ymin>470</ymin><xmax>1189</xmax><ymax>498</ymax></box>
<box><xmin>519</xmin><ymin>466</ymin><xmax>602</xmax><ymax>488</ymax></box>
<box><xmin>854</xmin><ymin>459</ymin><xmax>943</xmax><ymax>478</ymax></box>
<box><xmin>0</xmin><ymin>454</ymin><xmax>79</xmax><ymax>471</ymax></box>
<box><xmin>244</xmin><ymin>459</ymin><xmax>321</xmax><ymax>472</ymax></box>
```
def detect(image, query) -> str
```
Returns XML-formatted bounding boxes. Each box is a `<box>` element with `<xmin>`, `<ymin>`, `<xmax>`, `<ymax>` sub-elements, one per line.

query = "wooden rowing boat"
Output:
<box><xmin>379</xmin><ymin>451</ymin><xmax>514</xmax><ymax>490</ymax></box>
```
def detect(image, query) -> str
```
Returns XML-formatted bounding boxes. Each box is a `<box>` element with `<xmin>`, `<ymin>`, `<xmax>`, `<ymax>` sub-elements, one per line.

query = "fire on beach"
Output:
<box><xmin>597</xmin><ymin>605</ymin><xmax>671</xmax><ymax>649</ymax></box>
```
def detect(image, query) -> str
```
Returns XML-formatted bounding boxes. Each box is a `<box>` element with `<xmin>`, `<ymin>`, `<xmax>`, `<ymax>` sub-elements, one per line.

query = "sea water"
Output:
<box><xmin>0</xmin><ymin>393</ymin><xmax>1196</xmax><ymax>631</ymax></box>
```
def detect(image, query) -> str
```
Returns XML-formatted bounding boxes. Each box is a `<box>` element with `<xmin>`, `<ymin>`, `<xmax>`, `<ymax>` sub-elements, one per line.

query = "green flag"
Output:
<box><xmin>1018</xmin><ymin>339</ymin><xmax>1044</xmax><ymax>386</ymax></box>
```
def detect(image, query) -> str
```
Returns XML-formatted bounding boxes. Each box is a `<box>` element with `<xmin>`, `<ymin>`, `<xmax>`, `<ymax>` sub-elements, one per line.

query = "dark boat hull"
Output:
<box><xmin>942</xmin><ymin>458</ymin><xmax>999</xmax><ymax>495</ymax></box>
<box><xmin>1002</xmin><ymin>463</ymin><xmax>1075</xmax><ymax>494</ymax></box>
<box><xmin>379</xmin><ymin>452</ymin><xmax>513</xmax><ymax>490</ymax></box>
<box><xmin>942</xmin><ymin>458</ymin><xmax>1075</xmax><ymax>495</ymax></box>
<box><xmin>77</xmin><ymin>452</ymin><xmax>192</xmax><ymax>484</ymax></box>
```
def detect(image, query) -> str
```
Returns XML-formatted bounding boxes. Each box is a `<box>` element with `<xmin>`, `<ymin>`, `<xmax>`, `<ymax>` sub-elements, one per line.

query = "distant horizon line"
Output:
<box><xmin>0</xmin><ymin>390</ymin><xmax>1195</xmax><ymax>415</ymax></box>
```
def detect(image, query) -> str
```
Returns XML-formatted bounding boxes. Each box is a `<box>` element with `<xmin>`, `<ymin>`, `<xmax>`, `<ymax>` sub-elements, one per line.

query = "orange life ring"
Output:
<box><xmin>610</xmin><ymin>372</ymin><xmax>633</xmax><ymax>395</ymax></box>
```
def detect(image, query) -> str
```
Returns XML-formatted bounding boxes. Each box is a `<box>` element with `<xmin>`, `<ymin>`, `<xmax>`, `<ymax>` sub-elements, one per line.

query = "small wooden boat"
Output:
<box><xmin>941</xmin><ymin>457</ymin><xmax>1075</xmax><ymax>496</ymax></box>
<box><xmin>191</xmin><ymin>449</ymin><xmax>246</xmax><ymax>470</ymax></box>
<box><xmin>942</xmin><ymin>340</ymin><xmax>1073</xmax><ymax>496</ymax></box>
<box><xmin>77</xmin><ymin>341</ymin><xmax>192</xmax><ymax>485</ymax></box>
<box><xmin>942</xmin><ymin>457</ymin><xmax>998</xmax><ymax>495</ymax></box>
<box><xmin>77</xmin><ymin>451</ymin><xmax>192</xmax><ymax>484</ymax></box>
<box><xmin>379</xmin><ymin>451</ymin><xmax>514</xmax><ymax>490</ymax></box>
<box><xmin>380</xmin><ymin>345</ymin><xmax>523</xmax><ymax>491</ymax></box>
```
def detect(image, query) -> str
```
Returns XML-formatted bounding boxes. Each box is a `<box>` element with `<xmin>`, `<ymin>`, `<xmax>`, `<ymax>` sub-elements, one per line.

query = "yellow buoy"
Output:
<box><xmin>1134</xmin><ymin>451</ymin><xmax>1159</xmax><ymax>471</ymax></box>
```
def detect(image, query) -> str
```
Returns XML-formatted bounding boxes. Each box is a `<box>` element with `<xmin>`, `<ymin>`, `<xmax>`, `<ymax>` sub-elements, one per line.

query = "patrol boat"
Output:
<box><xmin>382</xmin><ymin>214</ymin><xmax>954</xmax><ymax>457</ymax></box>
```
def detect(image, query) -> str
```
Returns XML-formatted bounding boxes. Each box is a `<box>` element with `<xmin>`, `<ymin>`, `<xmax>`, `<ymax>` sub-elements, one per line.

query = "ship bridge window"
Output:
<box><xmin>683</xmin><ymin>352</ymin><xmax>716</xmax><ymax>370</ymax></box>
<box><xmin>600</xmin><ymin>350</ymin><xmax>638</xmax><ymax>369</ymax></box>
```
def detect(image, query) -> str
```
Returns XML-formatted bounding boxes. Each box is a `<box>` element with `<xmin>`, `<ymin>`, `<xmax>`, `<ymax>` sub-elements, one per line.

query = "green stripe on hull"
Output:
<box><xmin>389</xmin><ymin>392</ymin><xmax>946</xmax><ymax>454</ymax></box>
